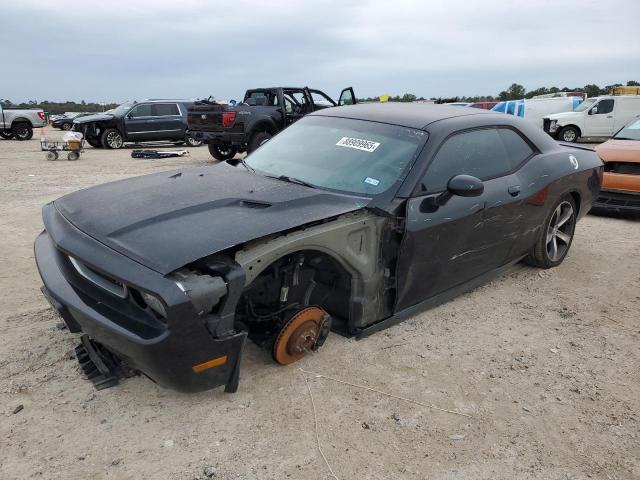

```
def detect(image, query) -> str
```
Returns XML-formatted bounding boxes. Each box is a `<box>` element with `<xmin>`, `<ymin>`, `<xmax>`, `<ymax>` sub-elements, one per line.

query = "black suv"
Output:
<box><xmin>73</xmin><ymin>100</ymin><xmax>202</xmax><ymax>149</ymax></box>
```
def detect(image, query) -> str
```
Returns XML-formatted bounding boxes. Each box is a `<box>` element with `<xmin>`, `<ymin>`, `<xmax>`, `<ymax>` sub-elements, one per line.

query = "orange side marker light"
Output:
<box><xmin>192</xmin><ymin>355</ymin><xmax>227</xmax><ymax>373</ymax></box>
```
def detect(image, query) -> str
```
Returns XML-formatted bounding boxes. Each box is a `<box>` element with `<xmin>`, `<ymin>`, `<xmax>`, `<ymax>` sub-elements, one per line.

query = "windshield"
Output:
<box><xmin>110</xmin><ymin>101</ymin><xmax>135</xmax><ymax>116</ymax></box>
<box><xmin>573</xmin><ymin>98</ymin><xmax>597</xmax><ymax>112</ymax></box>
<box><xmin>245</xmin><ymin>116</ymin><xmax>426</xmax><ymax>196</ymax></box>
<box><xmin>614</xmin><ymin>117</ymin><xmax>640</xmax><ymax>140</ymax></box>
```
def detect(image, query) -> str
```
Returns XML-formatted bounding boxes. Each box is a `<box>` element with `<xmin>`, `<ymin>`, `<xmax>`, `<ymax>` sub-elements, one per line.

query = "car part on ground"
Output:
<box><xmin>131</xmin><ymin>149</ymin><xmax>190</xmax><ymax>159</ymax></box>
<box><xmin>187</xmin><ymin>86</ymin><xmax>356</xmax><ymax>160</ymax></box>
<box><xmin>34</xmin><ymin>103</ymin><xmax>602</xmax><ymax>394</ymax></box>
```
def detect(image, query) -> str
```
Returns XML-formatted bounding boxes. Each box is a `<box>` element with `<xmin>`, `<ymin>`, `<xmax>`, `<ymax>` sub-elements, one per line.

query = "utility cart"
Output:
<box><xmin>41</xmin><ymin>137</ymin><xmax>85</xmax><ymax>161</ymax></box>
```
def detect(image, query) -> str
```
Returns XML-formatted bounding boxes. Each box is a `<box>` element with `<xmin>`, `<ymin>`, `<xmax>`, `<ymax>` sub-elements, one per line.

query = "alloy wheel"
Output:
<box><xmin>546</xmin><ymin>201</ymin><xmax>575</xmax><ymax>262</ymax></box>
<box><xmin>107</xmin><ymin>131</ymin><xmax>123</xmax><ymax>148</ymax></box>
<box><xmin>562</xmin><ymin>129</ymin><xmax>576</xmax><ymax>142</ymax></box>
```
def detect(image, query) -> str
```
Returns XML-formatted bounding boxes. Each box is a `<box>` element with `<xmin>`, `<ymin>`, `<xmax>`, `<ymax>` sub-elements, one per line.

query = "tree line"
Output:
<box><xmin>357</xmin><ymin>80</ymin><xmax>640</xmax><ymax>103</ymax></box>
<box><xmin>0</xmin><ymin>99</ymin><xmax>119</xmax><ymax>114</ymax></box>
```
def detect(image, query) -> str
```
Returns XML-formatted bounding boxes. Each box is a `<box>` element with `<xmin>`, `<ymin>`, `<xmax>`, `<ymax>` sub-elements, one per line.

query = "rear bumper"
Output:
<box><xmin>593</xmin><ymin>189</ymin><xmax>640</xmax><ymax>213</ymax></box>
<box><xmin>188</xmin><ymin>130</ymin><xmax>247</xmax><ymax>146</ymax></box>
<box><xmin>34</xmin><ymin>208</ymin><xmax>247</xmax><ymax>393</ymax></box>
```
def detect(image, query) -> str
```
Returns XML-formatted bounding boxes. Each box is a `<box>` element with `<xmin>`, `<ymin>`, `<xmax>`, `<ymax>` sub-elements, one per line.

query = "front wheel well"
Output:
<box><xmin>559</xmin><ymin>124</ymin><xmax>581</xmax><ymax>136</ymax></box>
<box><xmin>568</xmin><ymin>191</ymin><xmax>581</xmax><ymax>217</ymax></box>
<box><xmin>235</xmin><ymin>250</ymin><xmax>352</xmax><ymax>341</ymax></box>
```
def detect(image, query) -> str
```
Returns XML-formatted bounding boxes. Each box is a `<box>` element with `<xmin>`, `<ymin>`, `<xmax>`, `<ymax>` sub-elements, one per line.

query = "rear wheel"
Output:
<box><xmin>525</xmin><ymin>195</ymin><xmax>577</xmax><ymax>268</ymax></box>
<box><xmin>185</xmin><ymin>135</ymin><xmax>203</xmax><ymax>147</ymax></box>
<box><xmin>0</xmin><ymin>131</ymin><xmax>14</xmax><ymax>139</ymax></box>
<box><xmin>247</xmin><ymin>131</ymin><xmax>272</xmax><ymax>154</ymax></box>
<box><xmin>62</xmin><ymin>123</ymin><xmax>72</xmax><ymax>131</ymax></box>
<box><xmin>558</xmin><ymin>126</ymin><xmax>579</xmax><ymax>143</ymax></box>
<box><xmin>208</xmin><ymin>142</ymin><xmax>237</xmax><ymax>161</ymax></box>
<box><xmin>101</xmin><ymin>129</ymin><xmax>124</xmax><ymax>149</ymax></box>
<box><xmin>67</xmin><ymin>151</ymin><xmax>80</xmax><ymax>161</ymax></box>
<box><xmin>46</xmin><ymin>151</ymin><xmax>59</xmax><ymax>161</ymax></box>
<box><xmin>12</xmin><ymin>123</ymin><xmax>33</xmax><ymax>140</ymax></box>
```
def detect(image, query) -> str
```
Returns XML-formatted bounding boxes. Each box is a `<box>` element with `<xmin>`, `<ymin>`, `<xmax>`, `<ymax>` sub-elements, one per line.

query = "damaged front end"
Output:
<box><xmin>35</xmin><ymin>203</ymin><xmax>248</xmax><ymax>393</ymax></box>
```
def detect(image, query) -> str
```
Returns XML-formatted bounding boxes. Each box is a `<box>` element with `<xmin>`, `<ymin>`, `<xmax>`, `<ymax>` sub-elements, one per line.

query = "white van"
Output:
<box><xmin>543</xmin><ymin>95</ymin><xmax>640</xmax><ymax>142</ymax></box>
<box><xmin>491</xmin><ymin>96</ymin><xmax>583</xmax><ymax>129</ymax></box>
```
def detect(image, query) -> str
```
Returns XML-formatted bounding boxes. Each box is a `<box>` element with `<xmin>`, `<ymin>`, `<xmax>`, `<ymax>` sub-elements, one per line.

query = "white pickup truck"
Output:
<box><xmin>0</xmin><ymin>104</ymin><xmax>47</xmax><ymax>140</ymax></box>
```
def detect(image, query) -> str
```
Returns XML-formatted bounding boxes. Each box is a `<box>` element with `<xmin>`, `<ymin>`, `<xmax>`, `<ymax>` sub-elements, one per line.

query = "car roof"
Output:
<box><xmin>311</xmin><ymin>102</ymin><xmax>496</xmax><ymax>129</ymax></box>
<box><xmin>140</xmin><ymin>99</ymin><xmax>194</xmax><ymax>103</ymax></box>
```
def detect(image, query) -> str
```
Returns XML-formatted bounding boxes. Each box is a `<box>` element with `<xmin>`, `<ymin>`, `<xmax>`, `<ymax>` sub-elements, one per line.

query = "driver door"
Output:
<box><xmin>585</xmin><ymin>99</ymin><xmax>615</xmax><ymax>136</ymax></box>
<box><xmin>124</xmin><ymin>103</ymin><xmax>156</xmax><ymax>141</ymax></box>
<box><xmin>338</xmin><ymin>87</ymin><xmax>357</xmax><ymax>106</ymax></box>
<box><xmin>395</xmin><ymin>127</ymin><xmax>529</xmax><ymax>312</ymax></box>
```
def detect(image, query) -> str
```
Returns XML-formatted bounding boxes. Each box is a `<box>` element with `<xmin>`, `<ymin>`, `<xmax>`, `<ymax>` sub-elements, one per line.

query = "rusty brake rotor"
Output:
<box><xmin>272</xmin><ymin>306</ymin><xmax>330</xmax><ymax>365</ymax></box>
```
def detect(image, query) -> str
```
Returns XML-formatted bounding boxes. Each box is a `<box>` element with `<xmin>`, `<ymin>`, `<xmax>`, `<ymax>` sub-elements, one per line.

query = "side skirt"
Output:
<box><xmin>355</xmin><ymin>255</ymin><xmax>526</xmax><ymax>339</ymax></box>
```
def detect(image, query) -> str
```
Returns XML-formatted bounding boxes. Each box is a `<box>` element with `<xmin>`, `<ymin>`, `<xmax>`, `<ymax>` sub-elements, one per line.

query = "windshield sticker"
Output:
<box><xmin>336</xmin><ymin>137</ymin><xmax>380</xmax><ymax>153</ymax></box>
<box><xmin>363</xmin><ymin>177</ymin><xmax>380</xmax><ymax>187</ymax></box>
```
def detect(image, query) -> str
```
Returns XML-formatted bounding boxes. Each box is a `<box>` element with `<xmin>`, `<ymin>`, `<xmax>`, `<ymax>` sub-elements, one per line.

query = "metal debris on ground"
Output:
<box><xmin>131</xmin><ymin>149</ymin><xmax>190</xmax><ymax>159</ymax></box>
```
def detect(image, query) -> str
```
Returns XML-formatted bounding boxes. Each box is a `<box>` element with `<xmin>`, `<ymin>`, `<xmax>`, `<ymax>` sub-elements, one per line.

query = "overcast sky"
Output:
<box><xmin>1</xmin><ymin>0</ymin><xmax>638</xmax><ymax>103</ymax></box>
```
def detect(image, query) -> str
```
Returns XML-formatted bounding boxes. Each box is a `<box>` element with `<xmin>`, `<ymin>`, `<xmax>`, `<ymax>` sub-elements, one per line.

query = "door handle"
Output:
<box><xmin>508</xmin><ymin>185</ymin><xmax>521</xmax><ymax>197</ymax></box>
<box><xmin>606</xmin><ymin>115</ymin><xmax>613</xmax><ymax>118</ymax></box>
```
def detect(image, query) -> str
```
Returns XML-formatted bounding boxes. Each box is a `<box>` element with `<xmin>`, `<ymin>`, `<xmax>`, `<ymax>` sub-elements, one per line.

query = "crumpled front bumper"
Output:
<box><xmin>34</xmin><ymin>206</ymin><xmax>247</xmax><ymax>393</ymax></box>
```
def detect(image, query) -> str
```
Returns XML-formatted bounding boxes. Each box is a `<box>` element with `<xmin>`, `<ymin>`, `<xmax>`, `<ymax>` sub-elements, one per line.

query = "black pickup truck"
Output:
<box><xmin>187</xmin><ymin>86</ymin><xmax>356</xmax><ymax>160</ymax></box>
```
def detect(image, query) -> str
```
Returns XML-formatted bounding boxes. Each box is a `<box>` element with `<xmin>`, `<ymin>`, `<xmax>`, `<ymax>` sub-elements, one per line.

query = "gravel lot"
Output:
<box><xmin>1</xmin><ymin>127</ymin><xmax>639</xmax><ymax>480</ymax></box>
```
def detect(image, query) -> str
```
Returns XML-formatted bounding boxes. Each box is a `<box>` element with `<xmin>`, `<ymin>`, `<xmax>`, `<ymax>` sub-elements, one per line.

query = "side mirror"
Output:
<box><xmin>589</xmin><ymin>107</ymin><xmax>597</xmax><ymax>115</ymax></box>
<box><xmin>447</xmin><ymin>174</ymin><xmax>484</xmax><ymax>197</ymax></box>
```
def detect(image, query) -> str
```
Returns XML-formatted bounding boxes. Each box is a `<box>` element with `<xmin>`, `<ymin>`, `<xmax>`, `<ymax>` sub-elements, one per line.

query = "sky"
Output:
<box><xmin>1</xmin><ymin>0</ymin><xmax>639</xmax><ymax>104</ymax></box>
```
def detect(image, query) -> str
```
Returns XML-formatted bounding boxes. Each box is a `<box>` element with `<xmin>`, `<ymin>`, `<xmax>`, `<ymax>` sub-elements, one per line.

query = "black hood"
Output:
<box><xmin>53</xmin><ymin>164</ymin><xmax>369</xmax><ymax>274</ymax></box>
<box><xmin>73</xmin><ymin>113</ymin><xmax>113</xmax><ymax>124</ymax></box>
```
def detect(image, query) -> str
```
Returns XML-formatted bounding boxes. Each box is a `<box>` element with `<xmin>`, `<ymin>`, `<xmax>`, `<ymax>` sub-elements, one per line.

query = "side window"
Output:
<box><xmin>128</xmin><ymin>104</ymin><xmax>153</xmax><ymax>117</ymax></box>
<box><xmin>593</xmin><ymin>99</ymin><xmax>614</xmax><ymax>115</ymax></box>
<box><xmin>154</xmin><ymin>103</ymin><xmax>180</xmax><ymax>116</ymax></box>
<box><xmin>422</xmin><ymin>128</ymin><xmax>530</xmax><ymax>193</ymax></box>
<box><xmin>497</xmin><ymin>128</ymin><xmax>534</xmax><ymax>169</ymax></box>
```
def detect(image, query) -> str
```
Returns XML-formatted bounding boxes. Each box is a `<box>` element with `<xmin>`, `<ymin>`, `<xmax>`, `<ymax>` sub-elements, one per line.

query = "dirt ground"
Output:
<box><xmin>1</xmin><ymin>127</ymin><xmax>638</xmax><ymax>480</ymax></box>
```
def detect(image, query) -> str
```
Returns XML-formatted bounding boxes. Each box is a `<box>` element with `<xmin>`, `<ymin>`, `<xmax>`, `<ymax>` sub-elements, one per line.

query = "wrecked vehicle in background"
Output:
<box><xmin>34</xmin><ymin>103</ymin><xmax>602</xmax><ymax>393</ymax></box>
<box><xmin>187</xmin><ymin>86</ymin><xmax>356</xmax><ymax>160</ymax></box>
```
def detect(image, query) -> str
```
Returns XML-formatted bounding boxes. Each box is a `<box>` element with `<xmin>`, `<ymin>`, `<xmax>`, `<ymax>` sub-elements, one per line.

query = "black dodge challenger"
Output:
<box><xmin>35</xmin><ymin>104</ymin><xmax>603</xmax><ymax>393</ymax></box>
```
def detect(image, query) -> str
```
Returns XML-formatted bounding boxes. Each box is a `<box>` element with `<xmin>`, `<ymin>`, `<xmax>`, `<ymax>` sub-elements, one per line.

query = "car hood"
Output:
<box><xmin>545</xmin><ymin>111</ymin><xmax>581</xmax><ymax>121</ymax></box>
<box><xmin>595</xmin><ymin>139</ymin><xmax>640</xmax><ymax>163</ymax></box>
<box><xmin>73</xmin><ymin>113</ymin><xmax>113</xmax><ymax>124</ymax></box>
<box><xmin>53</xmin><ymin>164</ymin><xmax>369</xmax><ymax>275</ymax></box>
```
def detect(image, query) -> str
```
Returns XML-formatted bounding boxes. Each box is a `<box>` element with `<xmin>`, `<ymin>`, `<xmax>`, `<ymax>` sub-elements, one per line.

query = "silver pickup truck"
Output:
<box><xmin>0</xmin><ymin>104</ymin><xmax>47</xmax><ymax>140</ymax></box>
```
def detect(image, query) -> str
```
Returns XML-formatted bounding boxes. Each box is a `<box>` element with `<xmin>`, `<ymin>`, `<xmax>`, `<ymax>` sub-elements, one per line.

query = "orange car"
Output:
<box><xmin>594</xmin><ymin>117</ymin><xmax>640</xmax><ymax>213</ymax></box>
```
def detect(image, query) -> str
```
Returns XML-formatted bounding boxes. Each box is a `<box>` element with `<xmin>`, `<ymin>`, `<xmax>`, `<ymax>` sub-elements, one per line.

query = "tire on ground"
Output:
<box><xmin>558</xmin><ymin>126</ymin><xmax>579</xmax><ymax>143</ymax></box>
<box><xmin>247</xmin><ymin>131</ymin><xmax>272</xmax><ymax>154</ymax></box>
<box><xmin>524</xmin><ymin>194</ymin><xmax>577</xmax><ymax>269</ymax></box>
<box><xmin>207</xmin><ymin>142</ymin><xmax>237</xmax><ymax>161</ymax></box>
<box><xmin>100</xmin><ymin>129</ymin><xmax>124</xmax><ymax>149</ymax></box>
<box><xmin>12</xmin><ymin>123</ymin><xmax>33</xmax><ymax>141</ymax></box>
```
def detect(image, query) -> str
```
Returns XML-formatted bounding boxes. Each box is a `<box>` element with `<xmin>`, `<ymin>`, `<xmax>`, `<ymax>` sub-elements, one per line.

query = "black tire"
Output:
<box><xmin>67</xmin><ymin>151</ymin><xmax>80</xmax><ymax>161</ymax></box>
<box><xmin>101</xmin><ymin>129</ymin><xmax>124</xmax><ymax>149</ymax></box>
<box><xmin>12</xmin><ymin>123</ymin><xmax>33</xmax><ymax>141</ymax></box>
<box><xmin>524</xmin><ymin>195</ymin><xmax>577</xmax><ymax>269</ymax></box>
<box><xmin>61</xmin><ymin>123</ymin><xmax>72</xmax><ymax>131</ymax></box>
<box><xmin>247</xmin><ymin>131</ymin><xmax>272</xmax><ymax>154</ymax></box>
<box><xmin>208</xmin><ymin>142</ymin><xmax>237</xmax><ymax>161</ymax></box>
<box><xmin>87</xmin><ymin>138</ymin><xmax>103</xmax><ymax>148</ymax></box>
<box><xmin>45</xmin><ymin>151</ymin><xmax>59</xmax><ymax>161</ymax></box>
<box><xmin>558</xmin><ymin>126</ymin><xmax>579</xmax><ymax>143</ymax></box>
<box><xmin>0</xmin><ymin>131</ymin><xmax>14</xmax><ymax>139</ymax></box>
<box><xmin>185</xmin><ymin>135</ymin><xmax>203</xmax><ymax>147</ymax></box>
